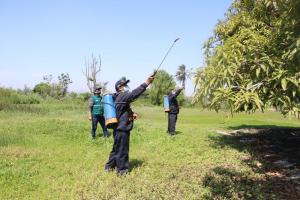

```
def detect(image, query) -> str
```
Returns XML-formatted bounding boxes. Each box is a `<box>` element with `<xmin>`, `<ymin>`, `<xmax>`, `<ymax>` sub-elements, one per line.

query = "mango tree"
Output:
<box><xmin>194</xmin><ymin>0</ymin><xmax>300</xmax><ymax>118</ymax></box>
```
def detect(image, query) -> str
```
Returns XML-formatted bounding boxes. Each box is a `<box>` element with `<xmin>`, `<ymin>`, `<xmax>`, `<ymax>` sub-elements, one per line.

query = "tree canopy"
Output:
<box><xmin>33</xmin><ymin>83</ymin><xmax>51</xmax><ymax>98</ymax></box>
<box><xmin>148</xmin><ymin>70</ymin><xmax>176</xmax><ymax>105</ymax></box>
<box><xmin>33</xmin><ymin>73</ymin><xmax>72</xmax><ymax>99</ymax></box>
<box><xmin>194</xmin><ymin>0</ymin><xmax>300</xmax><ymax>117</ymax></box>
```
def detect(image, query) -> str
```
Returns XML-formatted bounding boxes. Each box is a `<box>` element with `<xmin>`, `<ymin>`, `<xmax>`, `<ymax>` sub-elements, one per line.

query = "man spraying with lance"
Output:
<box><xmin>104</xmin><ymin>75</ymin><xmax>154</xmax><ymax>175</ymax></box>
<box><xmin>104</xmin><ymin>38</ymin><xmax>180</xmax><ymax>175</ymax></box>
<box><xmin>166</xmin><ymin>87</ymin><xmax>184</xmax><ymax>135</ymax></box>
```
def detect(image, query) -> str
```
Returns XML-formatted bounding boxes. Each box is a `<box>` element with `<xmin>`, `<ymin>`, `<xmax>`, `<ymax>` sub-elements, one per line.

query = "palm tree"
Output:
<box><xmin>175</xmin><ymin>64</ymin><xmax>192</xmax><ymax>90</ymax></box>
<box><xmin>193</xmin><ymin>67</ymin><xmax>205</xmax><ymax>93</ymax></box>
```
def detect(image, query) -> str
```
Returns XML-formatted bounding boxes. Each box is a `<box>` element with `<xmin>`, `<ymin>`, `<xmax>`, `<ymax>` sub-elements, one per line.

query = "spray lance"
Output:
<box><xmin>152</xmin><ymin>38</ymin><xmax>180</xmax><ymax>77</ymax></box>
<box><xmin>103</xmin><ymin>38</ymin><xmax>180</xmax><ymax>128</ymax></box>
<box><xmin>149</xmin><ymin>38</ymin><xmax>181</xmax><ymax>112</ymax></box>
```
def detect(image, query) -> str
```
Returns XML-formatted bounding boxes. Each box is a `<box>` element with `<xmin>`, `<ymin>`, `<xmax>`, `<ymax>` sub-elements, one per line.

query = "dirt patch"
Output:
<box><xmin>215</xmin><ymin>128</ymin><xmax>300</xmax><ymax>199</ymax></box>
<box><xmin>231</xmin><ymin>128</ymin><xmax>300</xmax><ymax>167</ymax></box>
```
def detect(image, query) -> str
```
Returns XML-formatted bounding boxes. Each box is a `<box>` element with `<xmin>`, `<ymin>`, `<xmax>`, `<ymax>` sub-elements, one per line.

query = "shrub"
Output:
<box><xmin>0</xmin><ymin>87</ymin><xmax>42</xmax><ymax>111</ymax></box>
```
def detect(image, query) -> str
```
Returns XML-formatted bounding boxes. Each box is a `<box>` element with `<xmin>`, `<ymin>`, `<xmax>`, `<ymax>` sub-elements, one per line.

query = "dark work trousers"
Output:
<box><xmin>105</xmin><ymin>130</ymin><xmax>130</xmax><ymax>172</ymax></box>
<box><xmin>168</xmin><ymin>113</ymin><xmax>178</xmax><ymax>134</ymax></box>
<box><xmin>91</xmin><ymin>115</ymin><xmax>109</xmax><ymax>138</ymax></box>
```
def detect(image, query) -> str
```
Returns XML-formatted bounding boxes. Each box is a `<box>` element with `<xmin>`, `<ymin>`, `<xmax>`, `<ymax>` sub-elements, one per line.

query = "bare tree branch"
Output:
<box><xmin>82</xmin><ymin>54</ymin><xmax>102</xmax><ymax>93</ymax></box>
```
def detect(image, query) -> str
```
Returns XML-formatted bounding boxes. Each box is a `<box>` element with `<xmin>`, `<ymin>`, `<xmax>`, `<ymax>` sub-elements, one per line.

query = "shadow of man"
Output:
<box><xmin>129</xmin><ymin>159</ymin><xmax>144</xmax><ymax>172</ymax></box>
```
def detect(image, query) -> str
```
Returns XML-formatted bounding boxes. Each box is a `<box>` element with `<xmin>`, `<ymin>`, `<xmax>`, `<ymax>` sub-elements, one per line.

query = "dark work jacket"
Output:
<box><xmin>168</xmin><ymin>89</ymin><xmax>183</xmax><ymax>114</ymax></box>
<box><xmin>113</xmin><ymin>83</ymin><xmax>148</xmax><ymax>131</ymax></box>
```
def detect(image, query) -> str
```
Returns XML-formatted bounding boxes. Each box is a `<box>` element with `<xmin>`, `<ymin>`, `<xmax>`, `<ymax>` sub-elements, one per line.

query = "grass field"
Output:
<box><xmin>0</xmin><ymin>103</ymin><xmax>299</xmax><ymax>200</ymax></box>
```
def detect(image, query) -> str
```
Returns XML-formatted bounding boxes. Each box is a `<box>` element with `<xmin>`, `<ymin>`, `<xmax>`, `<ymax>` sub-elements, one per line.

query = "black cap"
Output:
<box><xmin>115</xmin><ymin>79</ymin><xmax>130</xmax><ymax>91</ymax></box>
<box><xmin>94</xmin><ymin>86</ymin><xmax>102</xmax><ymax>93</ymax></box>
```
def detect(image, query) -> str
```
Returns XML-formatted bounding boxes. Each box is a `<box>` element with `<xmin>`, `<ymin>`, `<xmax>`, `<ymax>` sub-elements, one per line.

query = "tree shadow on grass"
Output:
<box><xmin>228</xmin><ymin>124</ymin><xmax>300</xmax><ymax>130</ymax></box>
<box><xmin>202</xmin><ymin>165</ymin><xmax>298</xmax><ymax>200</ymax></box>
<box><xmin>211</xmin><ymin>126</ymin><xmax>300</xmax><ymax>165</ymax></box>
<box><xmin>206</xmin><ymin>126</ymin><xmax>300</xmax><ymax>199</ymax></box>
<box><xmin>129</xmin><ymin>159</ymin><xmax>144</xmax><ymax>172</ymax></box>
<box><xmin>203</xmin><ymin>166</ymin><xmax>274</xmax><ymax>199</ymax></box>
<box><xmin>225</xmin><ymin>126</ymin><xmax>300</xmax><ymax>165</ymax></box>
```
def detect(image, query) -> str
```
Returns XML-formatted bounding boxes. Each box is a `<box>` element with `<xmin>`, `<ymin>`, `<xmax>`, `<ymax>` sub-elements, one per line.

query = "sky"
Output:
<box><xmin>0</xmin><ymin>0</ymin><xmax>233</xmax><ymax>96</ymax></box>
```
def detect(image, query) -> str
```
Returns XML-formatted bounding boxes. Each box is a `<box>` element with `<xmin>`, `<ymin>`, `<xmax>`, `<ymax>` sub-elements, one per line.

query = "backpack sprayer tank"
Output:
<box><xmin>103</xmin><ymin>94</ymin><xmax>118</xmax><ymax>129</ymax></box>
<box><xmin>164</xmin><ymin>95</ymin><xmax>170</xmax><ymax>112</ymax></box>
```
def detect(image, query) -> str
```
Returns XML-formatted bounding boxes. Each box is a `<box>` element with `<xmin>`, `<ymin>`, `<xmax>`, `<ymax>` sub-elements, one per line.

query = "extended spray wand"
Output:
<box><xmin>152</xmin><ymin>38</ymin><xmax>180</xmax><ymax>76</ymax></box>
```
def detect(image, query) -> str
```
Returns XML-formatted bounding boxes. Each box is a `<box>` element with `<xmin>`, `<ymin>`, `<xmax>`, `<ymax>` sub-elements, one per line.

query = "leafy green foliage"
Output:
<box><xmin>33</xmin><ymin>83</ymin><xmax>51</xmax><ymax>97</ymax></box>
<box><xmin>0</xmin><ymin>87</ymin><xmax>42</xmax><ymax>112</ymax></box>
<box><xmin>58</xmin><ymin>73</ymin><xmax>72</xmax><ymax>97</ymax></box>
<box><xmin>78</xmin><ymin>92</ymin><xmax>91</xmax><ymax>102</ymax></box>
<box><xmin>194</xmin><ymin>0</ymin><xmax>300</xmax><ymax>118</ymax></box>
<box><xmin>33</xmin><ymin>73</ymin><xmax>73</xmax><ymax>99</ymax></box>
<box><xmin>0</xmin><ymin>87</ymin><xmax>41</xmax><ymax>105</ymax></box>
<box><xmin>148</xmin><ymin>70</ymin><xmax>176</xmax><ymax>105</ymax></box>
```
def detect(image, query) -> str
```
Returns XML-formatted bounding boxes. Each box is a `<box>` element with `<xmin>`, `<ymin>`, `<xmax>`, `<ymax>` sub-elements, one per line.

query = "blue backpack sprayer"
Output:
<box><xmin>164</xmin><ymin>95</ymin><xmax>170</xmax><ymax>112</ymax></box>
<box><xmin>103</xmin><ymin>94</ymin><xmax>118</xmax><ymax>129</ymax></box>
<box><xmin>103</xmin><ymin>38</ymin><xmax>180</xmax><ymax>128</ymax></box>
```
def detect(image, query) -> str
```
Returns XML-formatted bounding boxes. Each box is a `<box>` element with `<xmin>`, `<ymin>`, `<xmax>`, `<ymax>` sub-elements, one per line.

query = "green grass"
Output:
<box><xmin>0</xmin><ymin>103</ymin><xmax>299</xmax><ymax>200</ymax></box>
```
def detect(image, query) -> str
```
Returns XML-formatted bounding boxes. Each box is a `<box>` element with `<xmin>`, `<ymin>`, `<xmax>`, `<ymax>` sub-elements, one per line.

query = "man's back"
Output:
<box><xmin>114</xmin><ymin>83</ymin><xmax>148</xmax><ymax>131</ymax></box>
<box><xmin>168</xmin><ymin>89</ymin><xmax>182</xmax><ymax>114</ymax></box>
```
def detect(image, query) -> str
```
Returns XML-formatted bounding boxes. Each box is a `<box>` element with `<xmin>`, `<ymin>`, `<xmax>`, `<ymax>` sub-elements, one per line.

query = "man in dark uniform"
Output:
<box><xmin>167</xmin><ymin>87</ymin><xmax>183</xmax><ymax>135</ymax></box>
<box><xmin>105</xmin><ymin>75</ymin><xmax>154</xmax><ymax>175</ymax></box>
<box><xmin>88</xmin><ymin>86</ymin><xmax>109</xmax><ymax>139</ymax></box>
